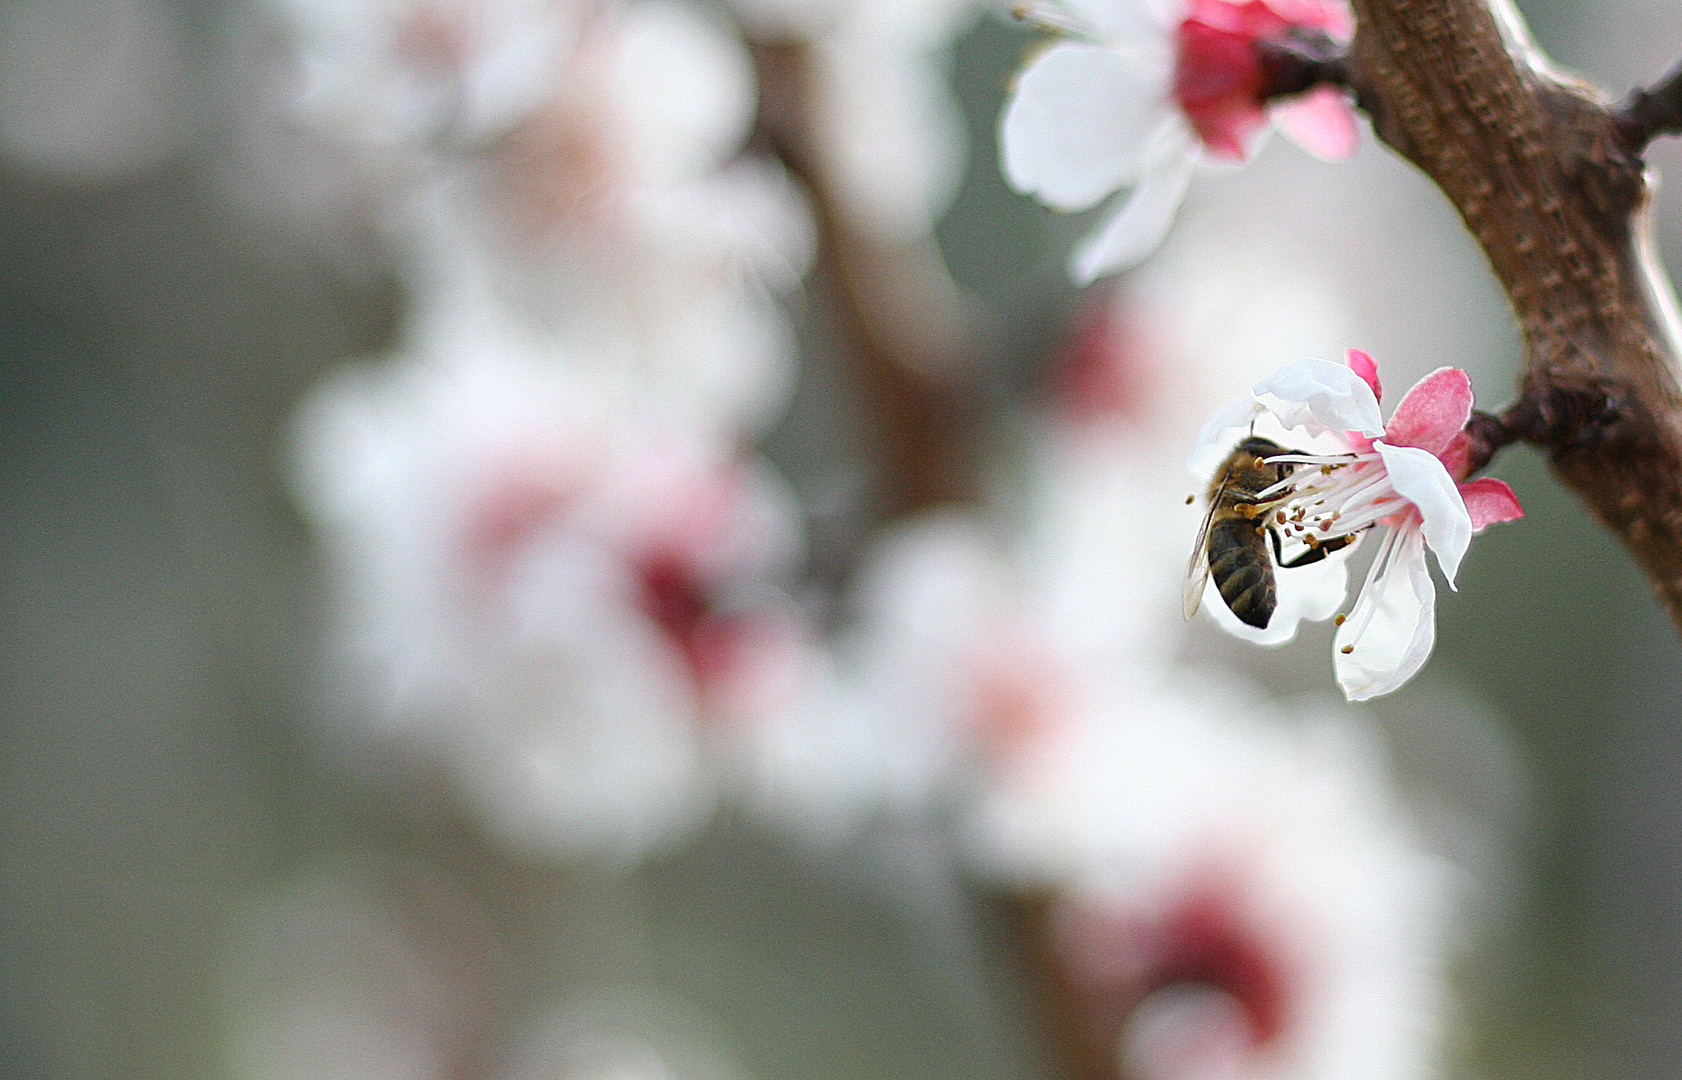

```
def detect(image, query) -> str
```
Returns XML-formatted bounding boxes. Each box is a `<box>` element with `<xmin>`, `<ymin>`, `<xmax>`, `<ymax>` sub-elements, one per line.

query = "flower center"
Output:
<box><xmin>1253</xmin><ymin>450</ymin><xmax>1411</xmax><ymax>554</ymax></box>
<box><xmin>1174</xmin><ymin>0</ymin><xmax>1288</xmax><ymax>160</ymax></box>
<box><xmin>636</xmin><ymin>551</ymin><xmax>745</xmax><ymax>702</ymax></box>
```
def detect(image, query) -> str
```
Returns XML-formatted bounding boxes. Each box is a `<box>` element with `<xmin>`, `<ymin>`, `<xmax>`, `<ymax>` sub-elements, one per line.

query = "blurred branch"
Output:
<box><xmin>747</xmin><ymin>37</ymin><xmax>1114</xmax><ymax>1080</ymax></box>
<box><xmin>748</xmin><ymin>41</ymin><xmax>981</xmax><ymax>521</ymax></box>
<box><xmin>1346</xmin><ymin>1</ymin><xmax>1682</xmax><ymax>631</ymax></box>
<box><xmin>995</xmin><ymin>892</ymin><xmax>1125</xmax><ymax>1080</ymax></box>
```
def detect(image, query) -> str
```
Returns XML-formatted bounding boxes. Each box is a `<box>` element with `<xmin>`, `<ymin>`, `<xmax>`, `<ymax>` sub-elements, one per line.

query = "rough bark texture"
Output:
<box><xmin>1345</xmin><ymin>0</ymin><xmax>1682</xmax><ymax>628</ymax></box>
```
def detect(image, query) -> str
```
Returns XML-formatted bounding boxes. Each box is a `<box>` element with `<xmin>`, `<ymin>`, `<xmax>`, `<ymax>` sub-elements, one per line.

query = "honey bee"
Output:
<box><xmin>1183</xmin><ymin>436</ymin><xmax>1353</xmax><ymax>629</ymax></box>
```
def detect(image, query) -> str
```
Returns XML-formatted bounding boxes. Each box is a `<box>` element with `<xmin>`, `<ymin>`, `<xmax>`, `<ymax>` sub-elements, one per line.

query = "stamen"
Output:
<box><xmin>1324</xmin><ymin>497</ymin><xmax>1409</xmax><ymax>535</ymax></box>
<box><xmin>1341</xmin><ymin>644</ymin><xmax>1355</xmax><ymax>654</ymax></box>
<box><xmin>1334</xmin><ymin>613</ymin><xmax>1346</xmax><ymax>625</ymax></box>
<box><xmin>1313</xmin><ymin>464</ymin><xmax>1388</xmax><ymax>507</ymax></box>
<box><xmin>1343</xmin><ymin>526</ymin><xmax>1401</xmax><ymax>646</ymax></box>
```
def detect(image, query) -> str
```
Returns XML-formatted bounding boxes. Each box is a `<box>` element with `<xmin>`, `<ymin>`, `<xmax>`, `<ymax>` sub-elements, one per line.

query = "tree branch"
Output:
<box><xmin>1345</xmin><ymin>0</ymin><xmax>1682</xmax><ymax>631</ymax></box>
<box><xmin>1614</xmin><ymin>58</ymin><xmax>1682</xmax><ymax>153</ymax></box>
<box><xmin>749</xmin><ymin>42</ymin><xmax>981</xmax><ymax>526</ymax></box>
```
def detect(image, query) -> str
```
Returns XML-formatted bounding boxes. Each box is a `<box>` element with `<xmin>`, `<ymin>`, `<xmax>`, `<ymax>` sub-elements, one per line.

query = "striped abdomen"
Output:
<box><xmin>1208</xmin><ymin>516</ymin><xmax>1276</xmax><ymax>629</ymax></box>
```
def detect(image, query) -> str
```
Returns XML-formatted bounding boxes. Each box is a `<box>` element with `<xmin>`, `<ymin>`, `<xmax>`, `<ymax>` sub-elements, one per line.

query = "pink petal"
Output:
<box><xmin>1383</xmin><ymin>367</ymin><xmax>1474</xmax><ymax>457</ymax></box>
<box><xmin>1344</xmin><ymin>347</ymin><xmax>1381</xmax><ymax>403</ymax></box>
<box><xmin>1436</xmin><ymin>430</ymin><xmax>1472</xmax><ymax>481</ymax></box>
<box><xmin>1458</xmin><ymin>477</ymin><xmax>1523</xmax><ymax>533</ymax></box>
<box><xmin>1185</xmin><ymin>0</ymin><xmax>1288</xmax><ymax>37</ymax></box>
<box><xmin>1260</xmin><ymin>0</ymin><xmax>1352</xmax><ymax>37</ymax></box>
<box><xmin>1175</xmin><ymin>18</ymin><xmax>1269</xmax><ymax>160</ymax></box>
<box><xmin>1274</xmin><ymin>86</ymin><xmax>1359</xmax><ymax>161</ymax></box>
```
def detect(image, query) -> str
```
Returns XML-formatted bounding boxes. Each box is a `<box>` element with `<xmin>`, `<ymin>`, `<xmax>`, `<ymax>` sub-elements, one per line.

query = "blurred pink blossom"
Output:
<box><xmin>291</xmin><ymin>339</ymin><xmax>809</xmax><ymax>862</ymax></box>
<box><xmin>969</xmin><ymin>672</ymin><xmax>1452</xmax><ymax>1080</ymax></box>
<box><xmin>1000</xmin><ymin>0</ymin><xmax>1357</xmax><ymax>280</ymax></box>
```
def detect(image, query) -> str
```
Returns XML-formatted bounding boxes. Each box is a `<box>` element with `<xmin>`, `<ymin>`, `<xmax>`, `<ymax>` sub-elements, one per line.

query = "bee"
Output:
<box><xmin>1183</xmin><ymin>436</ymin><xmax>1353</xmax><ymax>629</ymax></box>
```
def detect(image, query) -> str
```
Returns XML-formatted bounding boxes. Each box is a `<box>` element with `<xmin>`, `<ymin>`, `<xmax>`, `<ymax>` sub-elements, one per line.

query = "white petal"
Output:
<box><xmin>1201</xmin><ymin>539</ymin><xmax>1352</xmax><ymax>646</ymax></box>
<box><xmin>1374</xmin><ymin>441</ymin><xmax>1472</xmax><ymax>585</ymax></box>
<box><xmin>1187</xmin><ymin>396</ymin><xmax>1263</xmax><ymax>474</ymax></box>
<box><xmin>1070</xmin><ymin>143</ymin><xmax>1196</xmax><ymax>282</ymax></box>
<box><xmin>1059</xmin><ymin>0</ymin><xmax>1184</xmax><ymax>43</ymax></box>
<box><xmin>1336</xmin><ymin>528</ymin><xmax>1436</xmax><ymax>701</ymax></box>
<box><xmin>1253</xmin><ymin>358</ymin><xmax>1384</xmax><ymax>437</ymax></box>
<box><xmin>1000</xmin><ymin>42</ymin><xmax>1174</xmax><ymax>213</ymax></box>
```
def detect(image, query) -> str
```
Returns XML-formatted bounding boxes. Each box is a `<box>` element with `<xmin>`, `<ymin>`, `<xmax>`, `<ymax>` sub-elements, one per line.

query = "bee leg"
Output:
<box><xmin>1268</xmin><ymin>525</ymin><xmax>1286</xmax><ymax>566</ymax></box>
<box><xmin>1278</xmin><ymin>533</ymin><xmax>1357</xmax><ymax>569</ymax></box>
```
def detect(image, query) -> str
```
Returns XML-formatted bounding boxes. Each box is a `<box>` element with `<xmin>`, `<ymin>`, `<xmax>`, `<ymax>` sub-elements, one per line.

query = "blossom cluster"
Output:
<box><xmin>255</xmin><ymin>0</ymin><xmax>1507</xmax><ymax>1077</ymax></box>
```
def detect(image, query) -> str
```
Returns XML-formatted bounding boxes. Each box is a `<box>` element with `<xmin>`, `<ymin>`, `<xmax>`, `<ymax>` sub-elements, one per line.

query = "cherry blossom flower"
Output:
<box><xmin>266</xmin><ymin>0</ymin><xmax>814</xmax><ymax>435</ymax></box>
<box><xmin>290</xmin><ymin>337</ymin><xmax>810</xmax><ymax>863</ymax></box>
<box><xmin>274</xmin><ymin>0</ymin><xmax>581</xmax><ymax>163</ymax></box>
<box><xmin>397</xmin><ymin>0</ymin><xmax>813</xmax><ymax>436</ymax></box>
<box><xmin>967</xmin><ymin>671</ymin><xmax>1453</xmax><ymax>1080</ymax></box>
<box><xmin>1193</xmin><ymin>350</ymin><xmax>1523</xmax><ymax>700</ymax></box>
<box><xmin>1001</xmin><ymin>0</ymin><xmax>1359</xmax><ymax>282</ymax></box>
<box><xmin>836</xmin><ymin>511</ymin><xmax>1025</xmax><ymax>809</ymax></box>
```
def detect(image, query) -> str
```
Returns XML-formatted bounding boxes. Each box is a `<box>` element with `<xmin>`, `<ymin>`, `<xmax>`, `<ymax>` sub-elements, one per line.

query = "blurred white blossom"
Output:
<box><xmin>969</xmin><ymin>672</ymin><xmax>1453</xmax><ymax>1080</ymax></box>
<box><xmin>496</xmin><ymin>994</ymin><xmax>749</xmax><ymax>1080</ymax></box>
<box><xmin>267</xmin><ymin>0</ymin><xmax>814</xmax><ymax>434</ymax></box>
<box><xmin>276</xmin><ymin>0</ymin><xmax>583</xmax><ymax>159</ymax></box>
<box><xmin>291</xmin><ymin>330</ymin><xmax>810</xmax><ymax>863</ymax></box>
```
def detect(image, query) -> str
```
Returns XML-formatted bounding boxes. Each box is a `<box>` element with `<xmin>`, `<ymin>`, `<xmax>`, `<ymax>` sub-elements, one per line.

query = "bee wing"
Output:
<box><xmin>1182</xmin><ymin>471</ymin><xmax>1230</xmax><ymax>621</ymax></box>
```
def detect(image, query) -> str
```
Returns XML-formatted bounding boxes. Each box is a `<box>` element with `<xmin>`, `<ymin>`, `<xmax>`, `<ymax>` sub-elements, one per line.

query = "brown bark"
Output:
<box><xmin>749</xmin><ymin>41</ymin><xmax>980</xmax><ymax>520</ymax></box>
<box><xmin>994</xmin><ymin>891</ymin><xmax>1120</xmax><ymax>1080</ymax></box>
<box><xmin>1344</xmin><ymin>0</ymin><xmax>1682</xmax><ymax>628</ymax></box>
